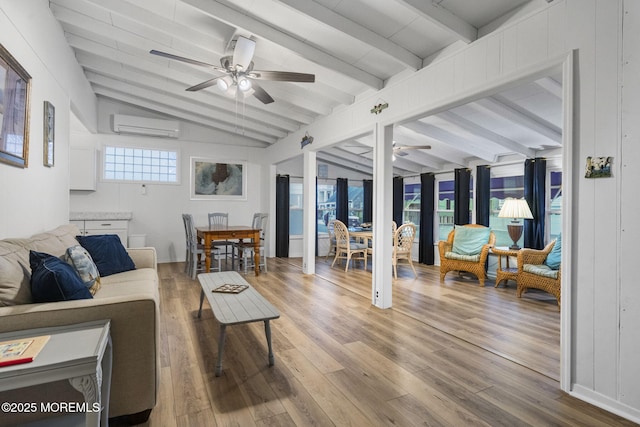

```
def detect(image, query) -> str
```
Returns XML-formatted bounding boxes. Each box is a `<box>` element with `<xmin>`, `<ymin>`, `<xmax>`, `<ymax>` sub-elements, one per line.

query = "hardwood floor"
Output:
<box><xmin>136</xmin><ymin>258</ymin><xmax>635</xmax><ymax>426</ymax></box>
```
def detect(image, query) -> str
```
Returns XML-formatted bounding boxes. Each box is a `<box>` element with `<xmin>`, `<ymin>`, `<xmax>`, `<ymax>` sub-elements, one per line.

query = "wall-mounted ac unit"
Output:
<box><xmin>112</xmin><ymin>114</ymin><xmax>180</xmax><ymax>138</ymax></box>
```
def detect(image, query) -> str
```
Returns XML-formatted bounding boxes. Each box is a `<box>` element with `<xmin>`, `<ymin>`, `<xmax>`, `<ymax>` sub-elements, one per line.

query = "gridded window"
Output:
<box><xmin>290</xmin><ymin>182</ymin><xmax>303</xmax><ymax>236</ymax></box>
<box><xmin>404</xmin><ymin>182</ymin><xmax>420</xmax><ymax>237</ymax></box>
<box><xmin>489</xmin><ymin>175</ymin><xmax>525</xmax><ymax>247</ymax></box>
<box><xmin>437</xmin><ymin>180</ymin><xmax>454</xmax><ymax>241</ymax></box>
<box><xmin>549</xmin><ymin>171</ymin><xmax>562</xmax><ymax>241</ymax></box>
<box><xmin>103</xmin><ymin>146</ymin><xmax>177</xmax><ymax>182</ymax></box>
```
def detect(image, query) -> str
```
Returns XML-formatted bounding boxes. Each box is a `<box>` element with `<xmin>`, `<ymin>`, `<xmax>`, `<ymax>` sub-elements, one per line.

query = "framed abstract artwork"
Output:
<box><xmin>190</xmin><ymin>157</ymin><xmax>247</xmax><ymax>200</ymax></box>
<box><xmin>43</xmin><ymin>101</ymin><xmax>54</xmax><ymax>167</ymax></box>
<box><xmin>0</xmin><ymin>43</ymin><xmax>32</xmax><ymax>168</ymax></box>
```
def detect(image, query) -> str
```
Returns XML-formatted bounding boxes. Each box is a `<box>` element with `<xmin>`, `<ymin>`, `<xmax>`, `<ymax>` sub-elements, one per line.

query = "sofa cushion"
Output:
<box><xmin>0</xmin><ymin>242</ymin><xmax>32</xmax><ymax>306</ymax></box>
<box><xmin>523</xmin><ymin>263</ymin><xmax>559</xmax><ymax>279</ymax></box>
<box><xmin>63</xmin><ymin>245</ymin><xmax>101</xmax><ymax>295</ymax></box>
<box><xmin>544</xmin><ymin>233</ymin><xmax>562</xmax><ymax>270</ymax></box>
<box><xmin>77</xmin><ymin>234</ymin><xmax>136</xmax><ymax>277</ymax></box>
<box><xmin>29</xmin><ymin>251</ymin><xmax>93</xmax><ymax>303</ymax></box>
<box><xmin>452</xmin><ymin>226</ymin><xmax>491</xmax><ymax>255</ymax></box>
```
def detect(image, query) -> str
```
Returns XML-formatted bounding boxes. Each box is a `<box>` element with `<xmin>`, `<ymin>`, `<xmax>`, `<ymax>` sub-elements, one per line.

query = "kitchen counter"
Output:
<box><xmin>70</xmin><ymin>212</ymin><xmax>133</xmax><ymax>221</ymax></box>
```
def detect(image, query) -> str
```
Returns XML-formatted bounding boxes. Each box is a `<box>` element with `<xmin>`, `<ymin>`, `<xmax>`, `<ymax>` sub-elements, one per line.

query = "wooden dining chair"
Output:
<box><xmin>208</xmin><ymin>212</ymin><xmax>231</xmax><ymax>262</ymax></box>
<box><xmin>182</xmin><ymin>214</ymin><xmax>221</xmax><ymax>279</ymax></box>
<box><xmin>331</xmin><ymin>220</ymin><xmax>367</xmax><ymax>272</ymax></box>
<box><xmin>233</xmin><ymin>213</ymin><xmax>268</xmax><ymax>274</ymax></box>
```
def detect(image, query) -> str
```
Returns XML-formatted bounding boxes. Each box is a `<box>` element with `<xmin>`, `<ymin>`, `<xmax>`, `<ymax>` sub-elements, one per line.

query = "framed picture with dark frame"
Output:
<box><xmin>190</xmin><ymin>157</ymin><xmax>247</xmax><ymax>200</ymax></box>
<box><xmin>43</xmin><ymin>101</ymin><xmax>54</xmax><ymax>167</ymax></box>
<box><xmin>0</xmin><ymin>43</ymin><xmax>32</xmax><ymax>168</ymax></box>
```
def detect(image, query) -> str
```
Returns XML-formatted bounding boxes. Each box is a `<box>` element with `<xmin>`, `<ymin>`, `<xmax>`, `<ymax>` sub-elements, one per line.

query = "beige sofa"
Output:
<box><xmin>0</xmin><ymin>224</ymin><xmax>159</xmax><ymax>425</ymax></box>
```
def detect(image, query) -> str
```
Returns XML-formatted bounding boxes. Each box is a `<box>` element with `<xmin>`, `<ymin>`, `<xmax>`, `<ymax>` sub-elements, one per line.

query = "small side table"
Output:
<box><xmin>0</xmin><ymin>320</ymin><xmax>112</xmax><ymax>427</ymax></box>
<box><xmin>492</xmin><ymin>246</ymin><xmax>520</xmax><ymax>287</ymax></box>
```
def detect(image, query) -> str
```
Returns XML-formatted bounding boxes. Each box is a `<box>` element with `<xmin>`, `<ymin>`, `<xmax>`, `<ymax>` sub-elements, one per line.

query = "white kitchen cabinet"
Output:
<box><xmin>69</xmin><ymin>147</ymin><xmax>96</xmax><ymax>191</ymax></box>
<box><xmin>73</xmin><ymin>220</ymin><xmax>129</xmax><ymax>247</ymax></box>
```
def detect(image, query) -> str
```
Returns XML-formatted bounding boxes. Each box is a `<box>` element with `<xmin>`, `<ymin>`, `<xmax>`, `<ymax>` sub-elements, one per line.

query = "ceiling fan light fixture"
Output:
<box><xmin>217</xmin><ymin>76</ymin><xmax>233</xmax><ymax>92</ymax></box>
<box><xmin>237</xmin><ymin>76</ymin><xmax>252</xmax><ymax>92</ymax></box>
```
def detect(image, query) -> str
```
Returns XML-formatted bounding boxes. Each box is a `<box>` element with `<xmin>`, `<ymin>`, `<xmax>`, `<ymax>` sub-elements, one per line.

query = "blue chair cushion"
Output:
<box><xmin>451</xmin><ymin>226</ymin><xmax>491</xmax><ymax>256</ymax></box>
<box><xmin>29</xmin><ymin>251</ymin><xmax>93</xmax><ymax>303</ymax></box>
<box><xmin>77</xmin><ymin>234</ymin><xmax>135</xmax><ymax>277</ymax></box>
<box><xmin>544</xmin><ymin>233</ymin><xmax>562</xmax><ymax>270</ymax></box>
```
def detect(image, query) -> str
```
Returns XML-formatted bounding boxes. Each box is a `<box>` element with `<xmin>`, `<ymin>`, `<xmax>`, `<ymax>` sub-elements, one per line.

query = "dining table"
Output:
<box><xmin>196</xmin><ymin>225</ymin><xmax>262</xmax><ymax>276</ymax></box>
<box><xmin>349</xmin><ymin>228</ymin><xmax>373</xmax><ymax>248</ymax></box>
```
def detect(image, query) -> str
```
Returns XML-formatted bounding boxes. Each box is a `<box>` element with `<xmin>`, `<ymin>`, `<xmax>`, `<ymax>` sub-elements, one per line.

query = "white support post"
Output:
<box><xmin>372</xmin><ymin>124</ymin><xmax>394</xmax><ymax>308</ymax></box>
<box><xmin>302</xmin><ymin>150</ymin><xmax>317</xmax><ymax>274</ymax></box>
<box><xmin>268</xmin><ymin>164</ymin><xmax>277</xmax><ymax>258</ymax></box>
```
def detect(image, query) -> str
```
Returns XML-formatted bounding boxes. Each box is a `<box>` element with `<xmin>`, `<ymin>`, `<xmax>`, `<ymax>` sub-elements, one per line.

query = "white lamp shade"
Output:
<box><xmin>498</xmin><ymin>198</ymin><xmax>533</xmax><ymax>219</ymax></box>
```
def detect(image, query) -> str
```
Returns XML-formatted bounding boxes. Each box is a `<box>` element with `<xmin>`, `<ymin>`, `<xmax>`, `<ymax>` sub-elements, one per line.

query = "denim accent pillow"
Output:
<box><xmin>76</xmin><ymin>234</ymin><xmax>135</xmax><ymax>277</ymax></box>
<box><xmin>63</xmin><ymin>245</ymin><xmax>101</xmax><ymax>295</ymax></box>
<box><xmin>29</xmin><ymin>251</ymin><xmax>92</xmax><ymax>303</ymax></box>
<box><xmin>451</xmin><ymin>226</ymin><xmax>491</xmax><ymax>256</ymax></box>
<box><xmin>544</xmin><ymin>233</ymin><xmax>562</xmax><ymax>270</ymax></box>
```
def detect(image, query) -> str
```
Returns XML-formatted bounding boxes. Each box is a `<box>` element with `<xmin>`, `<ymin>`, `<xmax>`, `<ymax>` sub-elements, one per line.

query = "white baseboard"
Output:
<box><xmin>571</xmin><ymin>384</ymin><xmax>640</xmax><ymax>424</ymax></box>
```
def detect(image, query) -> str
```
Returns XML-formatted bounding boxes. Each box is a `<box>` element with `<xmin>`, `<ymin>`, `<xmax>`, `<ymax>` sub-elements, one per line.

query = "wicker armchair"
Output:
<box><xmin>516</xmin><ymin>240</ymin><xmax>561</xmax><ymax>309</ymax></box>
<box><xmin>438</xmin><ymin>224</ymin><xmax>495</xmax><ymax>287</ymax></box>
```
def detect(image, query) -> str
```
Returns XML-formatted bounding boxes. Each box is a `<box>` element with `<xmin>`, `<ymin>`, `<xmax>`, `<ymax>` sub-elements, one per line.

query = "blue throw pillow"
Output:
<box><xmin>544</xmin><ymin>233</ymin><xmax>562</xmax><ymax>270</ymax></box>
<box><xmin>29</xmin><ymin>251</ymin><xmax>92</xmax><ymax>303</ymax></box>
<box><xmin>452</xmin><ymin>226</ymin><xmax>491</xmax><ymax>255</ymax></box>
<box><xmin>76</xmin><ymin>234</ymin><xmax>136</xmax><ymax>277</ymax></box>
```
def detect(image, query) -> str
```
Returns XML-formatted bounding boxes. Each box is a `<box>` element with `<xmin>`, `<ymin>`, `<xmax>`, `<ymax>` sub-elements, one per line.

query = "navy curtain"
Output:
<box><xmin>275</xmin><ymin>175</ymin><xmax>290</xmax><ymax>257</ymax></box>
<box><xmin>336</xmin><ymin>178</ymin><xmax>349</xmax><ymax>224</ymax></box>
<box><xmin>393</xmin><ymin>176</ymin><xmax>404</xmax><ymax>226</ymax></box>
<box><xmin>524</xmin><ymin>158</ymin><xmax>546</xmax><ymax>249</ymax></box>
<box><xmin>363</xmin><ymin>179</ymin><xmax>373</xmax><ymax>224</ymax></box>
<box><xmin>476</xmin><ymin>165</ymin><xmax>491</xmax><ymax>226</ymax></box>
<box><xmin>419</xmin><ymin>173</ymin><xmax>435</xmax><ymax>264</ymax></box>
<box><xmin>454</xmin><ymin>168</ymin><xmax>471</xmax><ymax>225</ymax></box>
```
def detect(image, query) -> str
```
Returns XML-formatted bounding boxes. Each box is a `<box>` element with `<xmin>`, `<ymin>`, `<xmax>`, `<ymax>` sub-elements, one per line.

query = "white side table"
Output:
<box><xmin>0</xmin><ymin>320</ymin><xmax>112</xmax><ymax>427</ymax></box>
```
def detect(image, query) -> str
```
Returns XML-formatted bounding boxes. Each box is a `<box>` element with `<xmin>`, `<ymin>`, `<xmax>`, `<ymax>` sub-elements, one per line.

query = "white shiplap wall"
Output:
<box><xmin>263</xmin><ymin>0</ymin><xmax>639</xmax><ymax>422</ymax></box>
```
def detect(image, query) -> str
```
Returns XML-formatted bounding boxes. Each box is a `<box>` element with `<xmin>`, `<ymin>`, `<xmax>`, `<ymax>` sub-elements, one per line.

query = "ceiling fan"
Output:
<box><xmin>150</xmin><ymin>36</ymin><xmax>315</xmax><ymax>104</ymax></box>
<box><xmin>393</xmin><ymin>142</ymin><xmax>431</xmax><ymax>157</ymax></box>
<box><xmin>346</xmin><ymin>141</ymin><xmax>431</xmax><ymax>156</ymax></box>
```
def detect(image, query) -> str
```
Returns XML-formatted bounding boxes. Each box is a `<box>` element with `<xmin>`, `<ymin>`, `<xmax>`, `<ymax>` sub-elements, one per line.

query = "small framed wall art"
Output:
<box><xmin>43</xmin><ymin>101</ymin><xmax>55</xmax><ymax>167</ymax></box>
<box><xmin>584</xmin><ymin>156</ymin><xmax>612</xmax><ymax>178</ymax></box>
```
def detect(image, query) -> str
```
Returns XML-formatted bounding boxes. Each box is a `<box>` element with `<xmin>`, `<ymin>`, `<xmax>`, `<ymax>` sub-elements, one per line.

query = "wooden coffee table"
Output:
<box><xmin>197</xmin><ymin>271</ymin><xmax>280</xmax><ymax>376</ymax></box>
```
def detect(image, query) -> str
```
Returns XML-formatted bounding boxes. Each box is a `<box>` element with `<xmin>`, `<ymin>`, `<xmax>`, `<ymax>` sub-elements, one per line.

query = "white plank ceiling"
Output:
<box><xmin>50</xmin><ymin>0</ymin><xmax>561</xmax><ymax>176</ymax></box>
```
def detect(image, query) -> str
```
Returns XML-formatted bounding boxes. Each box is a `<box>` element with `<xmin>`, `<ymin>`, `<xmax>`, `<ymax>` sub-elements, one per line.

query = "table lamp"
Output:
<box><xmin>498</xmin><ymin>198</ymin><xmax>533</xmax><ymax>250</ymax></box>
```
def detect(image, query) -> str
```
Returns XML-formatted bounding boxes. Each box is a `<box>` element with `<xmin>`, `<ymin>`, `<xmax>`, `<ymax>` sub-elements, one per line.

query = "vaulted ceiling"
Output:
<box><xmin>51</xmin><ymin>0</ymin><xmax>561</xmax><ymax>176</ymax></box>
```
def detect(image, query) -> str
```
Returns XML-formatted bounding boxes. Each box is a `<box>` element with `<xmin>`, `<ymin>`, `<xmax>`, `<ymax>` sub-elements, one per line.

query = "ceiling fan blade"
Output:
<box><xmin>233</xmin><ymin>36</ymin><xmax>256</xmax><ymax>70</ymax></box>
<box><xmin>394</xmin><ymin>145</ymin><xmax>432</xmax><ymax>151</ymax></box>
<box><xmin>150</xmin><ymin>50</ymin><xmax>225</xmax><ymax>72</ymax></box>
<box><xmin>186</xmin><ymin>77</ymin><xmax>222</xmax><ymax>92</ymax></box>
<box><xmin>251</xmin><ymin>81</ymin><xmax>274</xmax><ymax>104</ymax></box>
<box><xmin>250</xmin><ymin>70</ymin><xmax>315</xmax><ymax>82</ymax></box>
